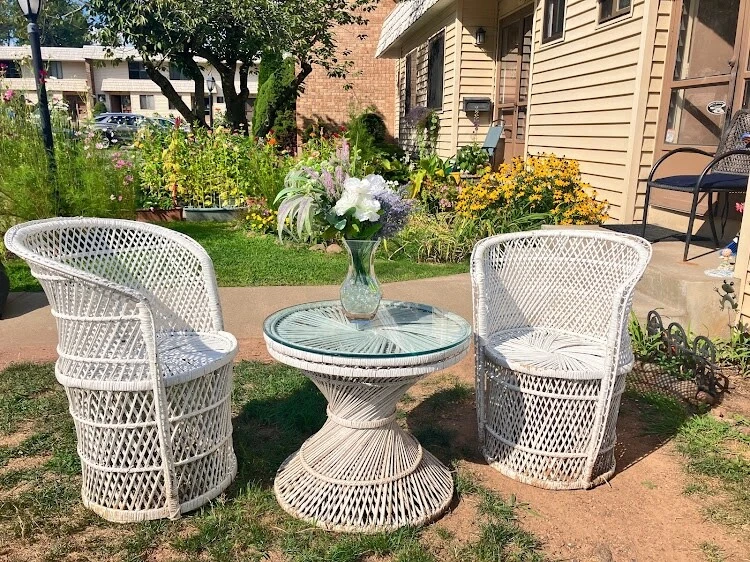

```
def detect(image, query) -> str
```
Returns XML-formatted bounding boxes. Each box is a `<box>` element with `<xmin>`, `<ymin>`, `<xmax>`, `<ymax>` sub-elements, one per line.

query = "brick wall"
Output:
<box><xmin>296</xmin><ymin>1</ymin><xmax>397</xmax><ymax>138</ymax></box>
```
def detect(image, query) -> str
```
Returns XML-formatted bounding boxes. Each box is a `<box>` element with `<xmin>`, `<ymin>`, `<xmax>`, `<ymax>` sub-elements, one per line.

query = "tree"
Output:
<box><xmin>87</xmin><ymin>0</ymin><xmax>375</xmax><ymax>132</ymax></box>
<box><xmin>0</xmin><ymin>0</ymin><xmax>90</xmax><ymax>47</ymax></box>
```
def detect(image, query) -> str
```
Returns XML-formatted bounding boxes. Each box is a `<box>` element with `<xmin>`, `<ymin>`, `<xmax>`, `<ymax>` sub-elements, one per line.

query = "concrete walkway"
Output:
<box><xmin>0</xmin><ymin>274</ymin><xmax>473</xmax><ymax>368</ymax></box>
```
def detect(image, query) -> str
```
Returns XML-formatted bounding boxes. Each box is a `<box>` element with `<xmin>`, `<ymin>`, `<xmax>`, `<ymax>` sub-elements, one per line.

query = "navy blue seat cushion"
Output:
<box><xmin>649</xmin><ymin>172</ymin><xmax>749</xmax><ymax>192</ymax></box>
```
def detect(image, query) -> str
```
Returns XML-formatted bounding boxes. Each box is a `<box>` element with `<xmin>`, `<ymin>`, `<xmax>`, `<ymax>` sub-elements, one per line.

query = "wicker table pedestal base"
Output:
<box><xmin>263</xmin><ymin>301</ymin><xmax>471</xmax><ymax>533</ymax></box>
<box><xmin>274</xmin><ymin>372</ymin><xmax>454</xmax><ymax>533</ymax></box>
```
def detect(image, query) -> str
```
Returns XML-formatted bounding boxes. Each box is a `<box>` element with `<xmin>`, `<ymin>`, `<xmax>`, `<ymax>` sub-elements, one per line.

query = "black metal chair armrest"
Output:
<box><xmin>696</xmin><ymin>148</ymin><xmax>750</xmax><ymax>189</ymax></box>
<box><xmin>648</xmin><ymin>147</ymin><xmax>715</xmax><ymax>182</ymax></box>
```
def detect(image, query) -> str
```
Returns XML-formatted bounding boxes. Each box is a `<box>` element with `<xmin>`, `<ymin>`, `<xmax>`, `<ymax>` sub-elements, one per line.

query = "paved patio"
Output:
<box><xmin>0</xmin><ymin>274</ymin><xmax>474</xmax><ymax>368</ymax></box>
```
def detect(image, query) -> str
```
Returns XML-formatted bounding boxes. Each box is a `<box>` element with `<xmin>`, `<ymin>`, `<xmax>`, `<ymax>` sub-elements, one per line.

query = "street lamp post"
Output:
<box><xmin>206</xmin><ymin>75</ymin><xmax>216</xmax><ymax>128</ymax></box>
<box><xmin>17</xmin><ymin>0</ymin><xmax>55</xmax><ymax>170</ymax></box>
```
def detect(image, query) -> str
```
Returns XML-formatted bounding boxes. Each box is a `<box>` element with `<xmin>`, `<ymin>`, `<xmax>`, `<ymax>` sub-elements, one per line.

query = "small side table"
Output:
<box><xmin>263</xmin><ymin>300</ymin><xmax>471</xmax><ymax>533</ymax></box>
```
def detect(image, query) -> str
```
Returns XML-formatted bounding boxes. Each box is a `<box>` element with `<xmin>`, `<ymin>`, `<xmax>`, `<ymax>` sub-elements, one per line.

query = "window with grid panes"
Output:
<box><xmin>128</xmin><ymin>61</ymin><xmax>149</xmax><ymax>80</ymax></box>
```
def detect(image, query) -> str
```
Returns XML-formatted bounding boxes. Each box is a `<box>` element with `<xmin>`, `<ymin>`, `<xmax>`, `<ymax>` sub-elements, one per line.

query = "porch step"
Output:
<box><xmin>634</xmin><ymin>240</ymin><xmax>739</xmax><ymax>338</ymax></box>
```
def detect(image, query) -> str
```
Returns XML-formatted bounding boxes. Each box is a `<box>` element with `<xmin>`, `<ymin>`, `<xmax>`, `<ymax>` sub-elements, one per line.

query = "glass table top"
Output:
<box><xmin>264</xmin><ymin>300</ymin><xmax>472</xmax><ymax>359</ymax></box>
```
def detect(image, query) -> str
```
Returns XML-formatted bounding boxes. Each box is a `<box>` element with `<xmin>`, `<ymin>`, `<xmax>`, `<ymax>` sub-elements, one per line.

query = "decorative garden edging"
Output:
<box><xmin>646</xmin><ymin>310</ymin><xmax>729</xmax><ymax>398</ymax></box>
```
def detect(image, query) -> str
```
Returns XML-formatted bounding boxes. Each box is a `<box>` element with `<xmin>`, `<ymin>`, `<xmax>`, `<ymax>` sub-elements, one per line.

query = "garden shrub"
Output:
<box><xmin>0</xmin><ymin>88</ymin><xmax>136</xmax><ymax>238</ymax></box>
<box><xmin>135</xmin><ymin>126</ymin><xmax>290</xmax><ymax>209</ymax></box>
<box><xmin>251</xmin><ymin>57</ymin><xmax>297</xmax><ymax>149</ymax></box>
<box><xmin>456</xmin><ymin>154</ymin><xmax>608</xmax><ymax>225</ymax></box>
<box><xmin>455</xmin><ymin>143</ymin><xmax>490</xmax><ymax>175</ymax></box>
<box><xmin>92</xmin><ymin>100</ymin><xmax>107</xmax><ymax>116</ymax></box>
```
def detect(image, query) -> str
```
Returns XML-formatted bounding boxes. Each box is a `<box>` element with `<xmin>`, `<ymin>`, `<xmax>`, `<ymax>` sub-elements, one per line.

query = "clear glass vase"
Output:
<box><xmin>340</xmin><ymin>239</ymin><xmax>382</xmax><ymax>320</ymax></box>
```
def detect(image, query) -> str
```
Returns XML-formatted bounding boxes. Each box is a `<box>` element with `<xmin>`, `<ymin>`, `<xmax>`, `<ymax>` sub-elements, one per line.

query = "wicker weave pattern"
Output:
<box><xmin>263</xmin><ymin>303</ymin><xmax>470</xmax><ymax>533</ymax></box>
<box><xmin>714</xmin><ymin>109</ymin><xmax>750</xmax><ymax>174</ymax></box>
<box><xmin>4</xmin><ymin>218</ymin><xmax>238</xmax><ymax>522</ymax></box>
<box><xmin>471</xmin><ymin>230</ymin><xmax>650</xmax><ymax>490</ymax></box>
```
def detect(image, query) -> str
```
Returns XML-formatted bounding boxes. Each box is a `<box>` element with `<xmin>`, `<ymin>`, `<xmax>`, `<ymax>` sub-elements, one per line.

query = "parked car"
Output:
<box><xmin>91</xmin><ymin>113</ymin><xmax>177</xmax><ymax>147</ymax></box>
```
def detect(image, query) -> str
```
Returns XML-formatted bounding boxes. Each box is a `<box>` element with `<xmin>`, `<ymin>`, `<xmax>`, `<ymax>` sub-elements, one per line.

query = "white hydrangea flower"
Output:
<box><xmin>334</xmin><ymin>176</ymin><xmax>382</xmax><ymax>222</ymax></box>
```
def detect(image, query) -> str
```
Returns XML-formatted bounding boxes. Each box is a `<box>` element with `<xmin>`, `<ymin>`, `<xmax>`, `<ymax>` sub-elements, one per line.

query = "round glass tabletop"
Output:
<box><xmin>263</xmin><ymin>300</ymin><xmax>472</xmax><ymax>359</ymax></box>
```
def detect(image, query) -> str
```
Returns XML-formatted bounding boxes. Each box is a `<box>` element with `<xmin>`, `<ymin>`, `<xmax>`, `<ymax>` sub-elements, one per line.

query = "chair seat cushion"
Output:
<box><xmin>484</xmin><ymin>327</ymin><xmax>623</xmax><ymax>379</ymax></box>
<box><xmin>649</xmin><ymin>172</ymin><xmax>749</xmax><ymax>192</ymax></box>
<box><xmin>156</xmin><ymin>331</ymin><xmax>237</xmax><ymax>381</ymax></box>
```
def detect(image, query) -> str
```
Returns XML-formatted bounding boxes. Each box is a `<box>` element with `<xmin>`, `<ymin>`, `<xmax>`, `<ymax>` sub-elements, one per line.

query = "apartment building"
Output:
<box><xmin>0</xmin><ymin>45</ymin><xmax>258</xmax><ymax>121</ymax></box>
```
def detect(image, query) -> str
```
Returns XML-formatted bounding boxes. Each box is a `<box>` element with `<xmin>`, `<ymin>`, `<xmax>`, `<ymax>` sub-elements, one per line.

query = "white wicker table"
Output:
<box><xmin>263</xmin><ymin>300</ymin><xmax>471</xmax><ymax>533</ymax></box>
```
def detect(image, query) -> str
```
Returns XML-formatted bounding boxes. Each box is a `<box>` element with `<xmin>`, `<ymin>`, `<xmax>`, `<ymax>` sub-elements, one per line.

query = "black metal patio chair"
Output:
<box><xmin>642</xmin><ymin>108</ymin><xmax>750</xmax><ymax>260</ymax></box>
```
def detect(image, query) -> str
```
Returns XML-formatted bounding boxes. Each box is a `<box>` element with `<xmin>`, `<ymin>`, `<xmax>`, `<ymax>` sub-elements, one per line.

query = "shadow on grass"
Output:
<box><xmin>406</xmin><ymin>381</ymin><xmax>484</xmax><ymax>468</ymax></box>
<box><xmin>229</xmin><ymin>361</ymin><xmax>327</xmax><ymax>494</ymax></box>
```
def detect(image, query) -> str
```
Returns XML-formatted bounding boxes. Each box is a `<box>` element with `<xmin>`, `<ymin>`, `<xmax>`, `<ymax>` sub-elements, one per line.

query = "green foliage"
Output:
<box><xmin>455</xmin><ymin>143</ymin><xmax>490</xmax><ymax>175</ymax></box>
<box><xmin>91</xmin><ymin>100</ymin><xmax>107</xmax><ymax>116</ymax></box>
<box><xmin>252</xmin><ymin>57</ymin><xmax>297</xmax><ymax>148</ymax></box>
<box><xmin>0</xmin><ymin>0</ymin><xmax>90</xmax><ymax>46</ymax></box>
<box><xmin>257</xmin><ymin>50</ymin><xmax>284</xmax><ymax>86</ymax></box>
<box><xmin>391</xmin><ymin>209</ymin><xmax>548</xmax><ymax>264</ymax></box>
<box><xmin>135</xmin><ymin>126</ymin><xmax>291</xmax><ymax>209</ymax></box>
<box><xmin>0</xmin><ymin>88</ymin><xmax>136</xmax><ymax>238</ymax></box>
<box><xmin>0</xmin><ymin>360</ymin><xmax>546</xmax><ymax>560</ymax></box>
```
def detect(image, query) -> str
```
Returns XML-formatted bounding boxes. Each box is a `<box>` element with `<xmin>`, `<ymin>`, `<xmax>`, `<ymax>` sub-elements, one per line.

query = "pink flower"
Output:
<box><xmin>117</xmin><ymin>195</ymin><xmax>123</xmax><ymax>202</ymax></box>
<box><xmin>124</xmin><ymin>174</ymin><xmax>133</xmax><ymax>184</ymax></box>
<box><xmin>114</xmin><ymin>159</ymin><xmax>127</xmax><ymax>169</ymax></box>
<box><xmin>736</xmin><ymin>202</ymin><xmax>745</xmax><ymax>214</ymax></box>
<box><xmin>3</xmin><ymin>89</ymin><xmax>14</xmax><ymax>102</ymax></box>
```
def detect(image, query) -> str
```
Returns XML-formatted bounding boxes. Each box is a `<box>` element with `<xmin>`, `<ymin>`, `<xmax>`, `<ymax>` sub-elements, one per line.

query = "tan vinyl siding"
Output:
<box><xmin>526</xmin><ymin>0</ymin><xmax>648</xmax><ymax>221</ymax></box>
<box><xmin>456</xmin><ymin>0</ymin><xmax>498</xmax><ymax>147</ymax></box>
<box><xmin>633</xmin><ymin>0</ymin><xmax>673</xmax><ymax>221</ymax></box>
<box><xmin>396</xmin><ymin>7</ymin><xmax>458</xmax><ymax>157</ymax></box>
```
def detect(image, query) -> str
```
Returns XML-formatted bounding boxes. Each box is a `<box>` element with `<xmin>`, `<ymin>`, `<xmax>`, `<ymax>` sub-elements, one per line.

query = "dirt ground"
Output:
<box><xmin>3</xmin><ymin>339</ymin><xmax>750</xmax><ymax>562</ymax></box>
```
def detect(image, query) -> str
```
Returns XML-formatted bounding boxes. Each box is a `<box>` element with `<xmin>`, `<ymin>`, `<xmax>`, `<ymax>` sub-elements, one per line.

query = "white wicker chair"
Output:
<box><xmin>4</xmin><ymin>217</ymin><xmax>238</xmax><ymax>522</ymax></box>
<box><xmin>471</xmin><ymin>230</ymin><xmax>651</xmax><ymax>490</ymax></box>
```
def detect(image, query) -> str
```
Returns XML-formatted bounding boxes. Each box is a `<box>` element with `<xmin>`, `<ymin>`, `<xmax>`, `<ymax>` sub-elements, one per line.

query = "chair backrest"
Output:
<box><xmin>471</xmin><ymin>230</ymin><xmax>652</xmax><ymax>344</ymax></box>
<box><xmin>714</xmin><ymin>109</ymin><xmax>750</xmax><ymax>174</ymax></box>
<box><xmin>4</xmin><ymin>218</ymin><xmax>222</xmax><ymax>381</ymax></box>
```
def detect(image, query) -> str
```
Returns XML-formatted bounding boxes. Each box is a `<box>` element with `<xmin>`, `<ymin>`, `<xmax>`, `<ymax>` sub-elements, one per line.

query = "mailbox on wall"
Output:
<box><xmin>463</xmin><ymin>97</ymin><xmax>492</xmax><ymax>113</ymax></box>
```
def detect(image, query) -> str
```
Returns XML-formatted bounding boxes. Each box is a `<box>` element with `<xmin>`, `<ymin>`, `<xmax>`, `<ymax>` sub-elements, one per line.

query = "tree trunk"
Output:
<box><xmin>196</xmin><ymin>49</ymin><xmax>248</xmax><ymax>133</ymax></box>
<box><xmin>175</xmin><ymin>53</ymin><xmax>206</xmax><ymax>127</ymax></box>
<box><xmin>143</xmin><ymin>61</ymin><xmax>203</xmax><ymax>128</ymax></box>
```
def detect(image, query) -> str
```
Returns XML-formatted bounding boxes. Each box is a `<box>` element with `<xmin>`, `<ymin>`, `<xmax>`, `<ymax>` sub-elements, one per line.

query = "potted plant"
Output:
<box><xmin>136</xmin><ymin>188</ymin><xmax>183</xmax><ymax>223</ymax></box>
<box><xmin>276</xmin><ymin>139</ymin><xmax>413</xmax><ymax>319</ymax></box>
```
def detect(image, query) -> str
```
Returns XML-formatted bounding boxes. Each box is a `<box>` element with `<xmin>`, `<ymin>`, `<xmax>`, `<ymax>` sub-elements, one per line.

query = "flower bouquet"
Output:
<box><xmin>275</xmin><ymin>140</ymin><xmax>413</xmax><ymax>319</ymax></box>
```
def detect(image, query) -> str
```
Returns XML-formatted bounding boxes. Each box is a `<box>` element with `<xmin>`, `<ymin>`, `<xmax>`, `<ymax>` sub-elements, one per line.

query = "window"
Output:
<box><xmin>168</xmin><ymin>97</ymin><xmax>178</xmax><ymax>110</ymax></box>
<box><xmin>542</xmin><ymin>0</ymin><xmax>565</xmax><ymax>43</ymax></box>
<box><xmin>128</xmin><ymin>61</ymin><xmax>149</xmax><ymax>80</ymax></box>
<box><xmin>169</xmin><ymin>65</ymin><xmax>190</xmax><ymax>80</ymax></box>
<box><xmin>599</xmin><ymin>0</ymin><xmax>631</xmax><ymax>23</ymax></box>
<box><xmin>46</xmin><ymin>61</ymin><xmax>63</xmax><ymax>79</ymax></box>
<box><xmin>404</xmin><ymin>52</ymin><xmax>417</xmax><ymax>115</ymax></box>
<box><xmin>427</xmin><ymin>32</ymin><xmax>445</xmax><ymax>110</ymax></box>
<box><xmin>216</xmin><ymin>96</ymin><xmax>224</xmax><ymax>104</ymax></box>
<box><xmin>139</xmin><ymin>95</ymin><xmax>155</xmax><ymax>110</ymax></box>
<box><xmin>0</xmin><ymin>60</ymin><xmax>20</xmax><ymax>78</ymax></box>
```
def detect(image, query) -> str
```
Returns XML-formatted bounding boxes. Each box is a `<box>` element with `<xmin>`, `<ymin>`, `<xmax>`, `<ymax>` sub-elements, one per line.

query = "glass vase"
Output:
<box><xmin>340</xmin><ymin>239</ymin><xmax>382</xmax><ymax>320</ymax></box>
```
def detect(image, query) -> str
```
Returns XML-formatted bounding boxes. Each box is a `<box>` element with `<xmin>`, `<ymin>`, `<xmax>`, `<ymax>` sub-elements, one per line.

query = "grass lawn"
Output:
<box><xmin>4</xmin><ymin>222</ymin><xmax>468</xmax><ymax>292</ymax></box>
<box><xmin>0</xmin><ymin>361</ymin><xmax>544</xmax><ymax>562</ymax></box>
<box><xmin>629</xmin><ymin>389</ymin><xmax>750</xmax><ymax>542</ymax></box>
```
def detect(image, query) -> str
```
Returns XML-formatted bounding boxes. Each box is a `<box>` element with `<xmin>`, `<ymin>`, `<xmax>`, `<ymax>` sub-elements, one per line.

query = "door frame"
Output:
<box><xmin>494</xmin><ymin>5</ymin><xmax>535</xmax><ymax>162</ymax></box>
<box><xmin>654</xmin><ymin>0</ymin><xmax>750</xmax><ymax>159</ymax></box>
<box><xmin>652</xmin><ymin>0</ymin><xmax>750</xmax><ymax>215</ymax></box>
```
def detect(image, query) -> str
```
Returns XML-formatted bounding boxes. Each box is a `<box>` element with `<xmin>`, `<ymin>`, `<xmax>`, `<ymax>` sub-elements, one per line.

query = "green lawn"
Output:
<box><xmin>0</xmin><ymin>361</ymin><xmax>544</xmax><ymax>562</ymax></box>
<box><xmin>5</xmin><ymin>222</ymin><xmax>468</xmax><ymax>292</ymax></box>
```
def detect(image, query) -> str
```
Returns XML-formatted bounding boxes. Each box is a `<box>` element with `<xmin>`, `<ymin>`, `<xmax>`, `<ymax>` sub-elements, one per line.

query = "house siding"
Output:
<box><xmin>525</xmin><ymin>0</ymin><xmax>648</xmax><ymax>222</ymax></box>
<box><xmin>633</xmin><ymin>0</ymin><xmax>673</xmax><ymax>222</ymax></box>
<box><xmin>456</xmin><ymin>0</ymin><xmax>498</xmax><ymax>148</ymax></box>
<box><xmin>396</xmin><ymin>7</ymin><xmax>458</xmax><ymax>157</ymax></box>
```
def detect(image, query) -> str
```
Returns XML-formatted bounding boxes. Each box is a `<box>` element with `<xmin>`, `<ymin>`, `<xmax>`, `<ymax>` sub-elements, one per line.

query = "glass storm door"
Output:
<box><xmin>495</xmin><ymin>10</ymin><xmax>533</xmax><ymax>162</ymax></box>
<box><xmin>661</xmin><ymin>0</ymin><xmax>745</xmax><ymax>153</ymax></box>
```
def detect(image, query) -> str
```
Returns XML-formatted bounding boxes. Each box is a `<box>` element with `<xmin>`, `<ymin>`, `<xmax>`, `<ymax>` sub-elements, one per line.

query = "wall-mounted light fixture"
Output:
<box><xmin>475</xmin><ymin>27</ymin><xmax>486</xmax><ymax>46</ymax></box>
